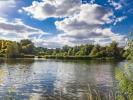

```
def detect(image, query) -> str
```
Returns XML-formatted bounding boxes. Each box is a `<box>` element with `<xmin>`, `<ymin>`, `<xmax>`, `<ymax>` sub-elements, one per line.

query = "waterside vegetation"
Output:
<box><xmin>0</xmin><ymin>39</ymin><xmax>127</xmax><ymax>59</ymax></box>
<box><xmin>0</xmin><ymin>39</ymin><xmax>129</xmax><ymax>60</ymax></box>
<box><xmin>115</xmin><ymin>31</ymin><xmax>133</xmax><ymax>100</ymax></box>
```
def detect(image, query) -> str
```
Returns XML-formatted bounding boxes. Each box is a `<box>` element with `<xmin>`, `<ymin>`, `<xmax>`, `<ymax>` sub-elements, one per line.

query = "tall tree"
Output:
<box><xmin>106</xmin><ymin>41</ymin><xmax>120</xmax><ymax>58</ymax></box>
<box><xmin>89</xmin><ymin>44</ymin><xmax>100</xmax><ymax>57</ymax></box>
<box><xmin>20</xmin><ymin>39</ymin><xmax>35</xmax><ymax>54</ymax></box>
<box><xmin>6</xmin><ymin>42</ymin><xmax>19</xmax><ymax>58</ymax></box>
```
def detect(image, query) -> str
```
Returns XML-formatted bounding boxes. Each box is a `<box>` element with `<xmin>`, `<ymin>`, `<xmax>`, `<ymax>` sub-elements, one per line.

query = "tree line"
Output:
<box><xmin>0</xmin><ymin>39</ymin><xmax>129</xmax><ymax>59</ymax></box>
<box><xmin>0</xmin><ymin>39</ymin><xmax>35</xmax><ymax>58</ymax></box>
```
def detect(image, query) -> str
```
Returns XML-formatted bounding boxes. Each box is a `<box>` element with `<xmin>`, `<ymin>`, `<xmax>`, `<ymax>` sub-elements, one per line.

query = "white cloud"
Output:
<box><xmin>90</xmin><ymin>0</ymin><xmax>95</xmax><ymax>4</ymax></box>
<box><xmin>22</xmin><ymin>0</ymin><xmax>80</xmax><ymax>20</ymax></box>
<box><xmin>108</xmin><ymin>0</ymin><xmax>122</xmax><ymax>10</ymax></box>
<box><xmin>78</xmin><ymin>4</ymin><xmax>114</xmax><ymax>24</ymax></box>
<box><xmin>55</xmin><ymin>4</ymin><xmax>114</xmax><ymax>38</ymax></box>
<box><xmin>53</xmin><ymin>4</ymin><xmax>125</xmax><ymax>46</ymax></box>
<box><xmin>0</xmin><ymin>0</ymin><xmax>16</xmax><ymax>16</ymax></box>
<box><xmin>114</xmin><ymin>16</ymin><xmax>127</xmax><ymax>25</ymax></box>
<box><xmin>0</xmin><ymin>0</ymin><xmax>16</xmax><ymax>8</ymax></box>
<box><xmin>0</xmin><ymin>17</ymin><xmax>48</xmax><ymax>41</ymax></box>
<box><xmin>19</xmin><ymin>0</ymin><xmax>126</xmax><ymax>47</ymax></box>
<box><xmin>34</xmin><ymin>39</ymin><xmax>63</xmax><ymax>48</ymax></box>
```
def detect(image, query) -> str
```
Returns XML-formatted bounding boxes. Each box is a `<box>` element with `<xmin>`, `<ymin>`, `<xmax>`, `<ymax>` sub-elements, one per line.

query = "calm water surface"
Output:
<box><xmin>0</xmin><ymin>59</ymin><xmax>124</xmax><ymax>100</ymax></box>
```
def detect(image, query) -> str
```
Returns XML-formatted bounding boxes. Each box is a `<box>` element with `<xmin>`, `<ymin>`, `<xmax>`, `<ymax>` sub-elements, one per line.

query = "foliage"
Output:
<box><xmin>0</xmin><ymin>39</ymin><xmax>126</xmax><ymax>59</ymax></box>
<box><xmin>116</xmin><ymin>31</ymin><xmax>133</xmax><ymax>100</ymax></box>
<box><xmin>89</xmin><ymin>44</ymin><xmax>100</xmax><ymax>57</ymax></box>
<box><xmin>124</xmin><ymin>31</ymin><xmax>133</xmax><ymax>60</ymax></box>
<box><xmin>0</xmin><ymin>40</ymin><xmax>20</xmax><ymax>58</ymax></box>
<box><xmin>20</xmin><ymin>39</ymin><xmax>35</xmax><ymax>54</ymax></box>
<box><xmin>116</xmin><ymin>64</ymin><xmax>133</xmax><ymax>100</ymax></box>
<box><xmin>47</xmin><ymin>41</ymin><xmax>125</xmax><ymax>60</ymax></box>
<box><xmin>0</xmin><ymin>39</ymin><xmax>35</xmax><ymax>58</ymax></box>
<box><xmin>6</xmin><ymin>42</ymin><xmax>19</xmax><ymax>58</ymax></box>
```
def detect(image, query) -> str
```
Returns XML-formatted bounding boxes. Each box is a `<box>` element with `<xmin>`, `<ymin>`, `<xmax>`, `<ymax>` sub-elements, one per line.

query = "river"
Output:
<box><xmin>0</xmin><ymin>59</ymin><xmax>124</xmax><ymax>100</ymax></box>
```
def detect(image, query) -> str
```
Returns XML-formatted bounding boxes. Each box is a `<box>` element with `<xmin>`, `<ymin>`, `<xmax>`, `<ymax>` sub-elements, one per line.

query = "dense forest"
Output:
<box><xmin>0</xmin><ymin>39</ymin><xmax>129</xmax><ymax>60</ymax></box>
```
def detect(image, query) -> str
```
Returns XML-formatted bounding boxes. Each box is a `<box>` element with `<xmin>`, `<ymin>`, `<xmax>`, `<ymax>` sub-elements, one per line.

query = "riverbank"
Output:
<box><xmin>0</xmin><ymin>54</ymin><xmax>125</xmax><ymax>61</ymax></box>
<box><xmin>44</xmin><ymin>55</ymin><xmax>125</xmax><ymax>61</ymax></box>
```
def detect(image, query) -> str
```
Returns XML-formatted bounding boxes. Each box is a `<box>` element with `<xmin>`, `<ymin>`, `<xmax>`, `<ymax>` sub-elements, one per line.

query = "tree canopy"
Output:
<box><xmin>0</xmin><ymin>39</ymin><xmax>126</xmax><ymax>59</ymax></box>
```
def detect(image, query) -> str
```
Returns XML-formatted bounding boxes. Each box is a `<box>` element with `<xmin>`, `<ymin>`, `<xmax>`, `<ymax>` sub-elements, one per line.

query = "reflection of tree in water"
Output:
<box><xmin>116</xmin><ymin>62</ymin><xmax>133</xmax><ymax>100</ymax></box>
<box><xmin>57</xmin><ymin>62</ymin><xmax>117</xmax><ymax>100</ymax></box>
<box><xmin>0</xmin><ymin>59</ymin><xmax>35</xmax><ymax>100</ymax></box>
<box><xmin>0</xmin><ymin>58</ymin><xmax>5</xmax><ymax>64</ymax></box>
<box><xmin>0</xmin><ymin>58</ymin><xmax>35</xmax><ymax>66</ymax></box>
<box><xmin>59</xmin><ymin>59</ymin><xmax>119</xmax><ymax>67</ymax></box>
<box><xmin>6</xmin><ymin>58</ymin><xmax>34</xmax><ymax>65</ymax></box>
<box><xmin>6</xmin><ymin>60</ymin><xmax>57</xmax><ymax>100</ymax></box>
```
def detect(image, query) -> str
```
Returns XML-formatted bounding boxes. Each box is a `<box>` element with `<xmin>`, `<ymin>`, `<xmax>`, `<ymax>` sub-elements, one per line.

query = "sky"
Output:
<box><xmin>0</xmin><ymin>0</ymin><xmax>133</xmax><ymax>48</ymax></box>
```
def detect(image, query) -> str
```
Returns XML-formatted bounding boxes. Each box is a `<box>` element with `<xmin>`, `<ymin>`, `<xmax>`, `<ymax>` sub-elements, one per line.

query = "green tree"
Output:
<box><xmin>71</xmin><ymin>46</ymin><xmax>80</xmax><ymax>56</ymax></box>
<box><xmin>35</xmin><ymin>47</ymin><xmax>48</xmax><ymax>56</ymax></box>
<box><xmin>6</xmin><ymin>42</ymin><xmax>19</xmax><ymax>58</ymax></box>
<box><xmin>106</xmin><ymin>41</ymin><xmax>121</xmax><ymax>58</ymax></box>
<box><xmin>116</xmin><ymin>31</ymin><xmax>133</xmax><ymax>100</ymax></box>
<box><xmin>89</xmin><ymin>44</ymin><xmax>100</xmax><ymax>57</ymax></box>
<box><xmin>126</xmin><ymin>31</ymin><xmax>133</xmax><ymax>60</ymax></box>
<box><xmin>116</xmin><ymin>63</ymin><xmax>133</xmax><ymax>100</ymax></box>
<box><xmin>76</xmin><ymin>46</ymin><xmax>87</xmax><ymax>56</ymax></box>
<box><xmin>20</xmin><ymin>39</ymin><xmax>35</xmax><ymax>54</ymax></box>
<box><xmin>85</xmin><ymin>44</ymin><xmax>94</xmax><ymax>55</ymax></box>
<box><xmin>67</xmin><ymin>48</ymin><xmax>73</xmax><ymax>56</ymax></box>
<box><xmin>62</xmin><ymin>45</ymin><xmax>70</xmax><ymax>52</ymax></box>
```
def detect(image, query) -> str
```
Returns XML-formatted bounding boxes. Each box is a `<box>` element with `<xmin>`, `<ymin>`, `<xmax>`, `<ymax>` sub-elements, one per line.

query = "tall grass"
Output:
<box><xmin>86</xmin><ymin>84</ymin><xmax>116</xmax><ymax>100</ymax></box>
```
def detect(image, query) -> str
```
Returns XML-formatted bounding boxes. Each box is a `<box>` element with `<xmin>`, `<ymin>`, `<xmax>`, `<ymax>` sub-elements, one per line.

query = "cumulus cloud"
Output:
<box><xmin>19</xmin><ymin>0</ymin><xmax>126</xmax><ymax>47</ymax></box>
<box><xmin>22</xmin><ymin>0</ymin><xmax>80</xmax><ymax>20</ymax></box>
<box><xmin>0</xmin><ymin>17</ymin><xmax>48</xmax><ymax>41</ymax></box>
<box><xmin>54</xmin><ymin>4</ymin><xmax>125</xmax><ymax>46</ymax></box>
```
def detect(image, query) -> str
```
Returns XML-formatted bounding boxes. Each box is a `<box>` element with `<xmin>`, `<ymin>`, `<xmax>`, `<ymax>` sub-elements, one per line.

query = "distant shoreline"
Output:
<box><xmin>0</xmin><ymin>55</ymin><xmax>125</xmax><ymax>61</ymax></box>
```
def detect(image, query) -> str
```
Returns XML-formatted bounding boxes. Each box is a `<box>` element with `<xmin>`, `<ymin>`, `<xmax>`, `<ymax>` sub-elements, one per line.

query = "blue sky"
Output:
<box><xmin>0</xmin><ymin>0</ymin><xmax>133</xmax><ymax>48</ymax></box>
